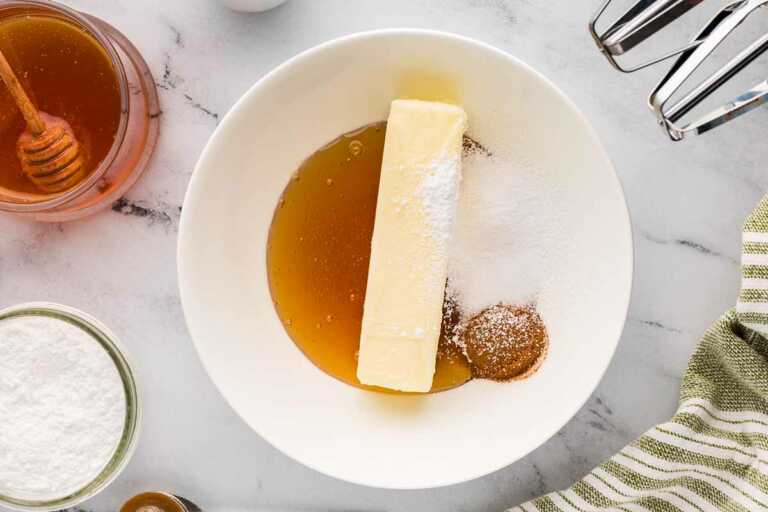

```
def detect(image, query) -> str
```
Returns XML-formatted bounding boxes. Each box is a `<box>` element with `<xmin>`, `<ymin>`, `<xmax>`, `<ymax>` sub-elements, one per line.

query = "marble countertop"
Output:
<box><xmin>2</xmin><ymin>1</ymin><xmax>767</xmax><ymax>511</ymax></box>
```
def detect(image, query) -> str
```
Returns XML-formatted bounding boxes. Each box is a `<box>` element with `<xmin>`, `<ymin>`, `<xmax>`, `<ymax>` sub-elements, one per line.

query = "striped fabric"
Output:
<box><xmin>512</xmin><ymin>197</ymin><xmax>768</xmax><ymax>512</ymax></box>
<box><xmin>738</xmin><ymin>194</ymin><xmax>768</xmax><ymax>337</ymax></box>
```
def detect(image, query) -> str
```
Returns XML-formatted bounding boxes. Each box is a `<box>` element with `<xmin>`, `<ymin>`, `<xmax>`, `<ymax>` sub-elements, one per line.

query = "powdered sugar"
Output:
<box><xmin>0</xmin><ymin>315</ymin><xmax>126</xmax><ymax>500</ymax></box>
<box><xmin>447</xmin><ymin>143</ymin><xmax>564</xmax><ymax>318</ymax></box>
<box><xmin>419</xmin><ymin>154</ymin><xmax>462</xmax><ymax>250</ymax></box>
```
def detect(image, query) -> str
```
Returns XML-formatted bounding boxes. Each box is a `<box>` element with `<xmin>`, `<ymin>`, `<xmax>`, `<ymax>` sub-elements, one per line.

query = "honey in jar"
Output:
<box><xmin>121</xmin><ymin>492</ymin><xmax>200</xmax><ymax>512</ymax></box>
<box><xmin>0</xmin><ymin>1</ymin><xmax>159</xmax><ymax>222</ymax></box>
<box><xmin>0</xmin><ymin>13</ymin><xmax>121</xmax><ymax>195</ymax></box>
<box><xmin>267</xmin><ymin>122</ymin><xmax>472</xmax><ymax>394</ymax></box>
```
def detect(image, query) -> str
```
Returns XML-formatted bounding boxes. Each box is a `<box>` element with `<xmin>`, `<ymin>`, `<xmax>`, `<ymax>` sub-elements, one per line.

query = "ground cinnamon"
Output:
<box><xmin>462</xmin><ymin>303</ymin><xmax>548</xmax><ymax>381</ymax></box>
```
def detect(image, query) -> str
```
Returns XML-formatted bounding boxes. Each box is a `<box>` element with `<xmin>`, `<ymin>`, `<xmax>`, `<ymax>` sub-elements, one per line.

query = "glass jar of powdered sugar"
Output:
<box><xmin>0</xmin><ymin>303</ymin><xmax>140</xmax><ymax>512</ymax></box>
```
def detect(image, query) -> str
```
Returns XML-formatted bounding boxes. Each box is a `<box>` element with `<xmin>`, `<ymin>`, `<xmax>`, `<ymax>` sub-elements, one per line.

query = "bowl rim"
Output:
<box><xmin>178</xmin><ymin>28</ymin><xmax>634</xmax><ymax>489</ymax></box>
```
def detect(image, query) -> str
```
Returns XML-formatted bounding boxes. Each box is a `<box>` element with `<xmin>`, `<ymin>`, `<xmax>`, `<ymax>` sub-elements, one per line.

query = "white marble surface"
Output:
<box><xmin>2</xmin><ymin>1</ymin><xmax>767</xmax><ymax>511</ymax></box>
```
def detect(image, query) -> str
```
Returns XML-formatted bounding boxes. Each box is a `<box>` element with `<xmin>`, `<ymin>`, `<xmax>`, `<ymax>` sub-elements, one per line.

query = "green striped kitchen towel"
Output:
<box><xmin>513</xmin><ymin>195</ymin><xmax>768</xmax><ymax>512</ymax></box>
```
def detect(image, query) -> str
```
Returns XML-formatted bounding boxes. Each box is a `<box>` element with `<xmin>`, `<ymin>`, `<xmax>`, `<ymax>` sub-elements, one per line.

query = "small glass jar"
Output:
<box><xmin>0</xmin><ymin>1</ymin><xmax>160</xmax><ymax>222</ymax></box>
<box><xmin>121</xmin><ymin>492</ymin><xmax>202</xmax><ymax>512</ymax></box>
<box><xmin>0</xmin><ymin>302</ymin><xmax>141</xmax><ymax>512</ymax></box>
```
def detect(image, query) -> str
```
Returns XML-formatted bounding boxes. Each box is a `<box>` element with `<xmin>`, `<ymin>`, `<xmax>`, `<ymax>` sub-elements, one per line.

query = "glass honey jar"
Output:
<box><xmin>0</xmin><ymin>0</ymin><xmax>160</xmax><ymax>221</ymax></box>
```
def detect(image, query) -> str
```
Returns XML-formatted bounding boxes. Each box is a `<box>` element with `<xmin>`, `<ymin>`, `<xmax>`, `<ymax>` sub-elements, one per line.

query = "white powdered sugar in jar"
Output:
<box><xmin>0</xmin><ymin>313</ymin><xmax>127</xmax><ymax>500</ymax></box>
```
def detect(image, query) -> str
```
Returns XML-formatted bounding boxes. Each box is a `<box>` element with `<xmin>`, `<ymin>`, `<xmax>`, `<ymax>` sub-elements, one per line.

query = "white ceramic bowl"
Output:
<box><xmin>179</xmin><ymin>29</ymin><xmax>633</xmax><ymax>489</ymax></box>
<box><xmin>215</xmin><ymin>0</ymin><xmax>287</xmax><ymax>12</ymax></box>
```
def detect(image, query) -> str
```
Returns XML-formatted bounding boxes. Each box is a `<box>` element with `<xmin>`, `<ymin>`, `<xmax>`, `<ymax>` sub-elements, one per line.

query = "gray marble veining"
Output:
<box><xmin>1</xmin><ymin>1</ymin><xmax>766</xmax><ymax>511</ymax></box>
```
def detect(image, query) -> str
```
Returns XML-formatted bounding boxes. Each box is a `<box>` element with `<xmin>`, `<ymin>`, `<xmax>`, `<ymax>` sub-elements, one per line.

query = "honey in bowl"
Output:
<box><xmin>267</xmin><ymin>122</ymin><xmax>472</xmax><ymax>393</ymax></box>
<box><xmin>0</xmin><ymin>14</ymin><xmax>121</xmax><ymax>196</ymax></box>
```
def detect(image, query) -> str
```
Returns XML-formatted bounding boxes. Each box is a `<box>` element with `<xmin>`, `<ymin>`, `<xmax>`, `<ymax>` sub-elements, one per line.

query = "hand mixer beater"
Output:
<box><xmin>590</xmin><ymin>0</ymin><xmax>768</xmax><ymax>140</ymax></box>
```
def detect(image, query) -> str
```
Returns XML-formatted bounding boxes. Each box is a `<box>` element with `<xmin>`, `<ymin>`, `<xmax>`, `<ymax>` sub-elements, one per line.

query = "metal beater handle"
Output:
<box><xmin>649</xmin><ymin>0</ymin><xmax>768</xmax><ymax>140</ymax></box>
<box><xmin>590</xmin><ymin>0</ymin><xmax>768</xmax><ymax>140</ymax></box>
<box><xmin>589</xmin><ymin>0</ymin><xmax>704</xmax><ymax>73</ymax></box>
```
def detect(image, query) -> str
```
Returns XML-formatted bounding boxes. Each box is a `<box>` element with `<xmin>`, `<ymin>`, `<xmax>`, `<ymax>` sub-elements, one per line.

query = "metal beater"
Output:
<box><xmin>589</xmin><ymin>0</ymin><xmax>768</xmax><ymax>140</ymax></box>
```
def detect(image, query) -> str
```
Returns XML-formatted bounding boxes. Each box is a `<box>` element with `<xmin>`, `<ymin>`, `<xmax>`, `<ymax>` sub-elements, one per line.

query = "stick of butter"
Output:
<box><xmin>357</xmin><ymin>99</ymin><xmax>467</xmax><ymax>392</ymax></box>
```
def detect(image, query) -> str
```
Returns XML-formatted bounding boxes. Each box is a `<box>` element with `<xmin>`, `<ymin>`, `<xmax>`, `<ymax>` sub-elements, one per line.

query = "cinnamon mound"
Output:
<box><xmin>462</xmin><ymin>303</ymin><xmax>548</xmax><ymax>381</ymax></box>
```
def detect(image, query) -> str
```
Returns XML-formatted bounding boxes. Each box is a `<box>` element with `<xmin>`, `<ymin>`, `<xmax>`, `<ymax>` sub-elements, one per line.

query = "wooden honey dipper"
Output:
<box><xmin>0</xmin><ymin>49</ymin><xmax>85</xmax><ymax>193</ymax></box>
